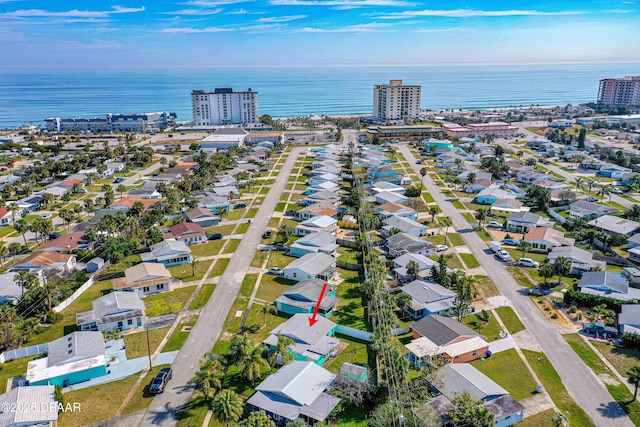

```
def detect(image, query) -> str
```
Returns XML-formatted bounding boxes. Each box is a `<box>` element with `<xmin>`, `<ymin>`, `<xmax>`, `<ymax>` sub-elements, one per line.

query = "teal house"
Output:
<box><xmin>262</xmin><ymin>313</ymin><xmax>340</xmax><ymax>365</ymax></box>
<box><xmin>26</xmin><ymin>332</ymin><xmax>107</xmax><ymax>387</ymax></box>
<box><xmin>421</xmin><ymin>138</ymin><xmax>455</xmax><ymax>152</ymax></box>
<box><xmin>275</xmin><ymin>279</ymin><xmax>338</xmax><ymax>317</ymax></box>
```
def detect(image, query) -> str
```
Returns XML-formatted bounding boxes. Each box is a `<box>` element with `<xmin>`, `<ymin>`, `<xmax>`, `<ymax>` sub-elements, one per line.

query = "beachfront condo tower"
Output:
<box><xmin>191</xmin><ymin>88</ymin><xmax>258</xmax><ymax>125</ymax></box>
<box><xmin>597</xmin><ymin>76</ymin><xmax>640</xmax><ymax>106</ymax></box>
<box><xmin>373</xmin><ymin>80</ymin><xmax>421</xmax><ymax>121</ymax></box>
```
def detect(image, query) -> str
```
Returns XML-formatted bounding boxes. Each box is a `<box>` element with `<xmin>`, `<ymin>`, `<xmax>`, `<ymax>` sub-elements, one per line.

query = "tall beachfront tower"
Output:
<box><xmin>373</xmin><ymin>80</ymin><xmax>421</xmax><ymax>121</ymax></box>
<box><xmin>191</xmin><ymin>88</ymin><xmax>258</xmax><ymax>125</ymax></box>
<box><xmin>597</xmin><ymin>76</ymin><xmax>640</xmax><ymax>106</ymax></box>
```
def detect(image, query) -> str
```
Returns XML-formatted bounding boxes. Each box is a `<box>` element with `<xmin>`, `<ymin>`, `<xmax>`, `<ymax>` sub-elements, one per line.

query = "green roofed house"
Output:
<box><xmin>26</xmin><ymin>332</ymin><xmax>107</xmax><ymax>387</ymax></box>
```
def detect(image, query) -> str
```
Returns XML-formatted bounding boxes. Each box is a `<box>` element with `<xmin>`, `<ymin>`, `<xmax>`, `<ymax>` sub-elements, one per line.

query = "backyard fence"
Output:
<box><xmin>547</xmin><ymin>208</ymin><xmax>567</xmax><ymax>224</ymax></box>
<box><xmin>53</xmin><ymin>276</ymin><xmax>95</xmax><ymax>313</ymax></box>
<box><xmin>336</xmin><ymin>260</ymin><xmax>363</xmax><ymax>271</ymax></box>
<box><xmin>0</xmin><ymin>343</ymin><xmax>48</xmax><ymax>364</ymax></box>
<box><xmin>335</xmin><ymin>325</ymin><xmax>373</xmax><ymax>342</ymax></box>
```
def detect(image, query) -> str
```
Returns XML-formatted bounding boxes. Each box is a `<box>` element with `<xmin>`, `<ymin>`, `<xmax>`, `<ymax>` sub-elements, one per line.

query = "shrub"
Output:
<box><xmin>568</xmin><ymin>305</ymin><xmax>577</xmax><ymax>313</ymax></box>
<box><xmin>551</xmin><ymin>313</ymin><xmax>559</xmax><ymax>319</ymax></box>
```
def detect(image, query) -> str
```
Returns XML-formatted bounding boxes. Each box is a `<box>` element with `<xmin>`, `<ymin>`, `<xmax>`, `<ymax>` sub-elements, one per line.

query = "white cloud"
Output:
<box><xmin>0</xmin><ymin>6</ymin><xmax>145</xmax><ymax>18</ymax></box>
<box><xmin>161</xmin><ymin>8</ymin><xmax>222</xmax><ymax>15</ymax></box>
<box><xmin>162</xmin><ymin>26</ymin><xmax>231</xmax><ymax>33</ymax></box>
<box><xmin>110</xmin><ymin>6</ymin><xmax>146</xmax><ymax>14</ymax></box>
<box><xmin>270</xmin><ymin>0</ymin><xmax>411</xmax><ymax>7</ymax></box>
<box><xmin>297</xmin><ymin>22</ymin><xmax>388</xmax><ymax>32</ymax></box>
<box><xmin>375</xmin><ymin>8</ymin><xmax>584</xmax><ymax>19</ymax></box>
<box><xmin>256</xmin><ymin>14</ymin><xmax>306</xmax><ymax>22</ymax></box>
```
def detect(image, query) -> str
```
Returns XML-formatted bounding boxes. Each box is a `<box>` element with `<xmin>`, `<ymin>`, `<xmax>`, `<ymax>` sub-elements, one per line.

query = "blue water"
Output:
<box><xmin>0</xmin><ymin>63</ymin><xmax>639</xmax><ymax>128</ymax></box>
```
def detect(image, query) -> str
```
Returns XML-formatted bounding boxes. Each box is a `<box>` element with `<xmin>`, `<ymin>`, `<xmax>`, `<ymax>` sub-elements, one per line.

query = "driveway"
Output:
<box><xmin>139</xmin><ymin>147</ymin><xmax>305</xmax><ymax>427</ymax></box>
<box><xmin>398</xmin><ymin>144</ymin><xmax>632</xmax><ymax>427</ymax></box>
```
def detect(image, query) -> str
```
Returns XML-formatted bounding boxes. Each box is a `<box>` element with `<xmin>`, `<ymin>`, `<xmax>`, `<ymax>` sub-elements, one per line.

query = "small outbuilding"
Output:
<box><xmin>86</xmin><ymin>257</ymin><xmax>105</xmax><ymax>273</ymax></box>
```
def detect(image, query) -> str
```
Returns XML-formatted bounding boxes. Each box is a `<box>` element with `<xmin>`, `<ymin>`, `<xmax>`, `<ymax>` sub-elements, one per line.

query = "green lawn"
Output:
<box><xmin>423</xmin><ymin>192</ymin><xmax>435</xmax><ymax>203</ymax></box>
<box><xmin>266</xmin><ymin>251</ymin><xmax>296</xmax><ymax>269</ymax></box>
<box><xmin>189</xmin><ymin>240</ymin><xmax>226</xmax><ymax>258</ymax></box>
<box><xmin>275</xmin><ymin>202</ymin><xmax>286</xmax><ymax>212</ymax></box>
<box><xmin>517</xmin><ymin>409</ymin><xmax>557</xmax><ymax>427</ymax></box>
<box><xmin>472</xmin><ymin>349</ymin><xmax>537</xmax><ymax>400</ymax></box>
<box><xmin>167</xmin><ymin>259</ymin><xmax>212</xmax><ymax>283</ymax></box>
<box><xmin>225</xmin><ymin>209</ymin><xmax>245</xmax><ymax>221</ymax></box>
<box><xmin>204</xmin><ymin>223</ymin><xmax>237</xmax><ymax>236</ymax></box>
<box><xmin>495</xmin><ymin>306</ymin><xmax>526</xmax><ymax>335</ymax></box>
<box><xmin>210</xmin><ymin>258</ymin><xmax>230</xmax><ymax>277</ymax></box>
<box><xmin>333</xmin><ymin>270</ymin><xmax>369</xmax><ymax>331</ymax></box>
<box><xmin>220</xmin><ymin>275</ymin><xmax>259</xmax><ymax>335</ymax></box>
<box><xmin>124</xmin><ymin>327</ymin><xmax>170</xmax><ymax>359</ymax></box>
<box><xmin>122</xmin><ymin>365</ymin><xmax>172</xmax><ymax>415</ymax></box>
<box><xmin>224</xmin><ymin>239</ymin><xmax>241</xmax><ymax>253</ymax></box>
<box><xmin>144</xmin><ymin>286</ymin><xmax>196</xmax><ymax>317</ymax></box>
<box><xmin>463</xmin><ymin>312</ymin><xmax>503</xmax><ymax>342</ymax></box>
<box><xmin>189</xmin><ymin>283</ymin><xmax>216</xmax><ymax>310</ymax></box>
<box><xmin>426</xmin><ymin>234</ymin><xmax>446</xmax><ymax>245</ymax></box>
<box><xmin>460</xmin><ymin>253</ymin><xmax>480</xmax><ymax>268</ymax></box>
<box><xmin>564</xmin><ymin>334</ymin><xmax>610</xmax><ymax>376</ymax></box>
<box><xmin>325</xmin><ymin>335</ymin><xmax>371</xmax><ymax>374</ymax></box>
<box><xmin>337</xmin><ymin>248</ymin><xmax>360</xmax><ymax>264</ymax></box>
<box><xmin>451</xmin><ymin>200</ymin><xmax>464</xmax><ymax>210</ymax></box>
<box><xmin>0</xmin><ymin>356</ymin><xmax>40</xmax><ymax>394</ymax></box>
<box><xmin>246</xmin><ymin>208</ymin><xmax>259</xmax><ymax>218</ymax></box>
<box><xmin>507</xmin><ymin>267</ymin><xmax>537</xmax><ymax>288</ymax></box>
<box><xmin>474</xmin><ymin>276</ymin><xmax>501</xmax><ymax>298</ymax></box>
<box><xmin>523</xmin><ymin>349</ymin><xmax>596</xmax><ymax>427</ymax></box>
<box><xmin>163</xmin><ymin>317</ymin><xmax>198</xmax><ymax>352</ymax></box>
<box><xmin>430</xmin><ymin>253</ymin><xmax>463</xmax><ymax>270</ymax></box>
<box><xmin>255</xmin><ymin>274</ymin><xmax>296</xmax><ymax>302</ymax></box>
<box><xmin>591</xmin><ymin>341</ymin><xmax>640</xmax><ymax>380</ymax></box>
<box><xmin>447</xmin><ymin>232</ymin><xmax>466</xmax><ymax>246</ymax></box>
<box><xmin>251</xmin><ymin>250</ymin><xmax>269</xmax><ymax>268</ymax></box>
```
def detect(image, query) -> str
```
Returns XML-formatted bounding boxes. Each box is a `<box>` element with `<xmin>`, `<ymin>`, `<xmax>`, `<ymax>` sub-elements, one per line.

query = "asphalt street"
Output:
<box><xmin>399</xmin><ymin>144</ymin><xmax>632</xmax><ymax>427</ymax></box>
<box><xmin>140</xmin><ymin>147</ymin><xmax>305</xmax><ymax>427</ymax></box>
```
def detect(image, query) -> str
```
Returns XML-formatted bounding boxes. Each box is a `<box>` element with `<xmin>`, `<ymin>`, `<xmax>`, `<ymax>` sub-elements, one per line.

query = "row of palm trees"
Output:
<box><xmin>573</xmin><ymin>176</ymin><xmax>615</xmax><ymax>203</ymax></box>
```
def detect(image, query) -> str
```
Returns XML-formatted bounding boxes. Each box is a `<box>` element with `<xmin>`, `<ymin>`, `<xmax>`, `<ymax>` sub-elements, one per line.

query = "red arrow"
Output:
<box><xmin>308</xmin><ymin>282</ymin><xmax>328</xmax><ymax>327</ymax></box>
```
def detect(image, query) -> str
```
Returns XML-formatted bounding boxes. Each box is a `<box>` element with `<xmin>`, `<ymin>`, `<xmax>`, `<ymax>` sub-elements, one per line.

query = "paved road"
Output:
<box><xmin>139</xmin><ymin>147</ymin><xmax>304</xmax><ymax>427</ymax></box>
<box><xmin>506</xmin><ymin>123</ymin><xmax>636</xmax><ymax>208</ymax></box>
<box><xmin>399</xmin><ymin>144</ymin><xmax>632</xmax><ymax>427</ymax></box>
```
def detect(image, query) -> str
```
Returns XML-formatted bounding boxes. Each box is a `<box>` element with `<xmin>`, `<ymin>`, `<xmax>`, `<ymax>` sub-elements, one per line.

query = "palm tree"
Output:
<box><xmin>211</xmin><ymin>389</ymin><xmax>243</xmax><ymax>426</ymax></box>
<box><xmin>406</xmin><ymin>260</ymin><xmax>420</xmax><ymax>281</ymax></box>
<box><xmin>8</xmin><ymin>242</ymin><xmax>21</xmax><ymax>263</ymax></box>
<box><xmin>239</xmin><ymin>345</ymin><xmax>267</xmax><ymax>385</ymax></box>
<box><xmin>597</xmin><ymin>183</ymin><xmax>612</xmax><ymax>203</ymax></box>
<box><xmin>442</xmin><ymin>216</ymin><xmax>453</xmax><ymax>245</ymax></box>
<box><xmin>552</xmin><ymin>412</ymin><xmax>569</xmax><ymax>427</ymax></box>
<box><xmin>553</xmin><ymin>256</ymin><xmax>572</xmax><ymax>285</ymax></box>
<box><xmin>8</xmin><ymin>203</ymin><xmax>19</xmax><ymax>226</ymax></box>
<box><xmin>628</xmin><ymin>365</ymin><xmax>640</xmax><ymax>401</ymax></box>
<box><xmin>258</xmin><ymin>302</ymin><xmax>277</xmax><ymax>325</ymax></box>
<box><xmin>539</xmin><ymin>263</ymin><xmax>555</xmax><ymax>286</ymax></box>
<box><xmin>517</xmin><ymin>241</ymin><xmax>532</xmax><ymax>259</ymax></box>
<box><xmin>189</xmin><ymin>355</ymin><xmax>224</xmax><ymax>401</ymax></box>
<box><xmin>277</xmin><ymin>224</ymin><xmax>294</xmax><ymax>245</ymax></box>
<box><xmin>117</xmin><ymin>184</ymin><xmax>126</xmax><ymax>198</ymax></box>
<box><xmin>474</xmin><ymin>208</ymin><xmax>487</xmax><ymax>227</ymax></box>
<box><xmin>574</xmin><ymin>176</ymin><xmax>585</xmax><ymax>192</ymax></box>
<box><xmin>268</xmin><ymin>332</ymin><xmax>295</xmax><ymax>367</ymax></box>
<box><xmin>0</xmin><ymin>243</ymin><xmax>7</xmax><ymax>268</ymax></box>
<box><xmin>14</xmin><ymin>218</ymin><xmax>30</xmax><ymax>250</ymax></box>
<box><xmin>429</xmin><ymin>206</ymin><xmax>440</xmax><ymax>223</ymax></box>
<box><xmin>586</xmin><ymin>178</ymin><xmax>596</xmax><ymax>196</ymax></box>
<box><xmin>217</xmin><ymin>206</ymin><xmax>229</xmax><ymax>220</ymax></box>
<box><xmin>419</xmin><ymin>167</ymin><xmax>427</xmax><ymax>190</ymax></box>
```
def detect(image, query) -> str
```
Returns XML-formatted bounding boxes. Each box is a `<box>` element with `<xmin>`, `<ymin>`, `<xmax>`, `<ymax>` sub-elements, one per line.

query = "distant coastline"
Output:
<box><xmin>1</xmin><ymin>63</ymin><xmax>639</xmax><ymax>129</ymax></box>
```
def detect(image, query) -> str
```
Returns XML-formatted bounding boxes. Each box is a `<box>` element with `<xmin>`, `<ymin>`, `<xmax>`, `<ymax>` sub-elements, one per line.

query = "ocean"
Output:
<box><xmin>1</xmin><ymin>63</ymin><xmax>639</xmax><ymax>129</ymax></box>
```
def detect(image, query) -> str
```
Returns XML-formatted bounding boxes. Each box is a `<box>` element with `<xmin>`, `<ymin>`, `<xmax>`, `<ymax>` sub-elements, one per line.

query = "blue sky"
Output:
<box><xmin>0</xmin><ymin>0</ymin><xmax>639</xmax><ymax>68</ymax></box>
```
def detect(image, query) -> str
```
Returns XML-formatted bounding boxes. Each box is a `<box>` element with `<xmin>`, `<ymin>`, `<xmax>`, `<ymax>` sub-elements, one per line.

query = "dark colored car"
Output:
<box><xmin>150</xmin><ymin>368</ymin><xmax>172</xmax><ymax>394</ymax></box>
<box><xmin>208</xmin><ymin>233</ymin><xmax>223</xmax><ymax>240</ymax></box>
<box><xmin>262</xmin><ymin>230</ymin><xmax>272</xmax><ymax>239</ymax></box>
<box><xmin>113</xmin><ymin>177</ymin><xmax>124</xmax><ymax>183</ymax></box>
<box><xmin>234</xmin><ymin>203</ymin><xmax>246</xmax><ymax>209</ymax></box>
<box><xmin>48</xmin><ymin>232</ymin><xmax>62</xmax><ymax>240</ymax></box>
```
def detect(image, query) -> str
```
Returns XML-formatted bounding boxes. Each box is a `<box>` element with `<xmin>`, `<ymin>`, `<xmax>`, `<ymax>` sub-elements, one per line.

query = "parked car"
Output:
<box><xmin>48</xmin><ymin>232</ymin><xmax>62</xmax><ymax>240</ymax></box>
<box><xmin>495</xmin><ymin>250</ymin><xmax>512</xmax><ymax>262</ymax></box>
<box><xmin>41</xmin><ymin>213</ymin><xmax>53</xmax><ymax>219</ymax></box>
<box><xmin>502</xmin><ymin>238</ymin><xmax>520</xmax><ymax>246</ymax></box>
<box><xmin>515</xmin><ymin>258</ymin><xmax>539</xmax><ymax>268</ymax></box>
<box><xmin>487</xmin><ymin>221</ymin><xmax>503</xmax><ymax>228</ymax></box>
<box><xmin>208</xmin><ymin>233</ymin><xmax>223</xmax><ymax>240</ymax></box>
<box><xmin>286</xmin><ymin>209</ymin><xmax>296</xmax><ymax>215</ymax></box>
<box><xmin>234</xmin><ymin>203</ymin><xmax>246</xmax><ymax>209</ymax></box>
<box><xmin>436</xmin><ymin>245</ymin><xmax>448</xmax><ymax>252</ymax></box>
<box><xmin>416</xmin><ymin>159</ymin><xmax>423</xmax><ymax>164</ymax></box>
<box><xmin>613</xmin><ymin>187</ymin><xmax>623</xmax><ymax>194</ymax></box>
<box><xmin>268</xmin><ymin>267</ymin><xmax>283</xmax><ymax>275</ymax></box>
<box><xmin>113</xmin><ymin>177</ymin><xmax>124</xmax><ymax>183</ymax></box>
<box><xmin>150</xmin><ymin>368</ymin><xmax>172</xmax><ymax>394</ymax></box>
<box><xmin>274</xmin><ymin>243</ymin><xmax>289</xmax><ymax>251</ymax></box>
<box><xmin>262</xmin><ymin>230</ymin><xmax>273</xmax><ymax>239</ymax></box>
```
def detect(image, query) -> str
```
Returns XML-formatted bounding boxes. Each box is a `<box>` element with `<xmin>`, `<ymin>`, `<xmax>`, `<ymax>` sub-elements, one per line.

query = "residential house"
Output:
<box><xmin>289</xmin><ymin>232</ymin><xmax>339</xmax><ymax>257</ymax></box>
<box><xmin>184</xmin><ymin>207</ymin><xmax>219</xmax><ymax>227</ymax></box>
<box><xmin>367</xmin><ymin>165</ymin><xmax>399</xmax><ymax>181</ymax></box>
<box><xmin>549</xmin><ymin>188</ymin><xmax>579</xmax><ymax>207</ymax></box>
<box><xmin>465</xmin><ymin>179</ymin><xmax>496</xmax><ymax>194</ymax></box>
<box><xmin>382</xmin><ymin>216</ymin><xmax>428</xmax><ymax>237</ymax></box>
<box><xmin>76</xmin><ymin>291</ymin><xmax>146</xmax><ymax>332</ymax></box>
<box><xmin>0</xmin><ymin>386</ymin><xmax>59</xmax><ymax>426</ymax></box>
<box><xmin>0</xmin><ymin>207</ymin><xmax>18</xmax><ymax>225</ymax></box>
<box><xmin>26</xmin><ymin>331</ymin><xmax>107</xmax><ymax>387</ymax></box>
<box><xmin>374</xmin><ymin>191</ymin><xmax>409</xmax><ymax>206</ymax></box>
<box><xmin>0</xmin><ymin>271</ymin><xmax>32</xmax><ymax>305</ymax></box>
<box><xmin>569</xmin><ymin>201</ymin><xmax>618</xmax><ymax>219</ymax></box>
<box><xmin>377</xmin><ymin>202</ymin><xmax>418</xmax><ymax>221</ymax></box>
<box><xmin>523</xmin><ymin>227</ymin><xmax>575</xmax><ymax>253</ymax></box>
<box><xmin>307</xmin><ymin>181</ymin><xmax>339</xmax><ymax>192</ymax></box>
<box><xmin>35</xmin><ymin>232</ymin><xmax>91</xmax><ymax>253</ymax></box>
<box><xmin>41</xmin><ymin>186</ymin><xmax>68</xmax><ymax>198</ymax></box>
<box><xmin>370</xmin><ymin>181</ymin><xmax>405</xmax><ymax>194</ymax></box>
<box><xmin>589</xmin><ymin>215</ymin><xmax>640</xmax><ymax>236</ymax></box>
<box><xmin>211</xmin><ymin>185</ymin><xmax>240</xmax><ymax>199</ymax></box>
<box><xmin>407</xmin><ymin>315</ymin><xmax>489</xmax><ymax>364</ymax></box>
<box><xmin>619</xmin><ymin>305</ymin><xmax>640</xmax><ymax>334</ymax></box>
<box><xmin>283</xmin><ymin>253</ymin><xmax>339</xmax><ymax>282</ymax></box>
<box><xmin>578</xmin><ymin>272</ymin><xmax>640</xmax><ymax>302</ymax></box>
<box><xmin>457</xmin><ymin>171</ymin><xmax>493</xmax><ymax>182</ymax></box>
<box><xmin>111</xmin><ymin>196</ymin><xmax>161</xmax><ymax>211</ymax></box>
<box><xmin>15</xmin><ymin>194</ymin><xmax>43</xmax><ymax>213</ymax></box>
<box><xmin>628</xmin><ymin>233</ymin><xmax>640</xmax><ymax>250</ymax></box>
<box><xmin>623</xmin><ymin>267</ymin><xmax>640</xmax><ymax>286</ymax></box>
<box><xmin>506</xmin><ymin>212</ymin><xmax>554</xmax><ymax>233</ymax></box>
<box><xmin>196</xmin><ymin>193</ymin><xmax>231</xmax><ymax>213</ymax></box>
<box><xmin>294</xmin><ymin>215</ymin><xmax>339</xmax><ymax>237</ymax></box>
<box><xmin>299</xmin><ymin>190</ymin><xmax>340</xmax><ymax>207</ymax></box>
<box><xmin>490</xmin><ymin>198</ymin><xmax>529</xmax><ymax>217</ymax></box>
<box><xmin>86</xmin><ymin>257</ymin><xmax>105</xmax><ymax>273</ymax></box>
<box><xmin>275</xmin><ymin>279</ymin><xmax>338</xmax><ymax>316</ymax></box>
<box><xmin>262</xmin><ymin>314</ymin><xmax>340</xmax><ymax>365</ymax></box>
<box><xmin>112</xmin><ymin>262</ymin><xmax>173</xmax><ymax>296</ymax></box>
<box><xmin>599</xmin><ymin>165</ymin><xmax>632</xmax><ymax>178</ymax></box>
<box><xmin>400</xmin><ymin>280</ymin><xmax>456</xmax><ymax>319</ymax></box>
<box><xmin>11</xmin><ymin>252</ymin><xmax>76</xmax><ymax>274</ymax></box>
<box><xmin>429</xmin><ymin>364</ymin><xmax>525</xmax><ymax>427</ymax></box>
<box><xmin>246</xmin><ymin>361</ymin><xmax>340</xmax><ymax>426</ymax></box>
<box><xmin>516</xmin><ymin>171</ymin><xmax>550</xmax><ymax>184</ymax></box>
<box><xmin>214</xmin><ymin>175</ymin><xmax>237</xmax><ymax>188</ymax></box>
<box><xmin>164</xmin><ymin>222</ymin><xmax>207</xmax><ymax>245</ymax></box>
<box><xmin>393</xmin><ymin>253</ymin><xmax>439</xmax><ymax>281</ymax></box>
<box><xmin>546</xmin><ymin>246</ymin><xmax>606</xmax><ymax>276</ymax></box>
<box><xmin>129</xmin><ymin>181</ymin><xmax>162</xmax><ymax>199</ymax></box>
<box><xmin>295</xmin><ymin>202</ymin><xmax>339</xmax><ymax>221</ymax></box>
<box><xmin>475</xmin><ymin>187</ymin><xmax>515</xmax><ymax>205</ymax></box>
<box><xmin>386</xmin><ymin>233</ymin><xmax>436</xmax><ymax>258</ymax></box>
<box><xmin>140</xmin><ymin>240</ymin><xmax>192</xmax><ymax>266</ymax></box>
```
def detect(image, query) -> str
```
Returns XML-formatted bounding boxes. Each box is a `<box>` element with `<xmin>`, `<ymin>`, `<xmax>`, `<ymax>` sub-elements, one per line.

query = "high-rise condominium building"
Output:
<box><xmin>597</xmin><ymin>76</ymin><xmax>640</xmax><ymax>106</ymax></box>
<box><xmin>191</xmin><ymin>88</ymin><xmax>258</xmax><ymax>126</ymax></box>
<box><xmin>373</xmin><ymin>80</ymin><xmax>421</xmax><ymax>121</ymax></box>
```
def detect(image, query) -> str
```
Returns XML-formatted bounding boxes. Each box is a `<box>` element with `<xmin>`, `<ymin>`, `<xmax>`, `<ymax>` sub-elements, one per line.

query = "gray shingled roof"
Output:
<box><xmin>278</xmin><ymin>279</ymin><xmax>337</xmax><ymax>311</ymax></box>
<box><xmin>285</xmin><ymin>253</ymin><xmax>335</xmax><ymax>276</ymax></box>
<box><xmin>547</xmin><ymin>245</ymin><xmax>593</xmax><ymax>265</ymax></box>
<box><xmin>265</xmin><ymin>313</ymin><xmax>336</xmax><ymax>346</ymax></box>
<box><xmin>578</xmin><ymin>272</ymin><xmax>629</xmax><ymax>294</ymax></box>
<box><xmin>47</xmin><ymin>331</ymin><xmax>105</xmax><ymax>366</ymax></box>
<box><xmin>411</xmin><ymin>315</ymin><xmax>479</xmax><ymax>346</ymax></box>
<box><xmin>401</xmin><ymin>280</ymin><xmax>455</xmax><ymax>305</ymax></box>
<box><xmin>432</xmin><ymin>363</ymin><xmax>508</xmax><ymax>402</ymax></box>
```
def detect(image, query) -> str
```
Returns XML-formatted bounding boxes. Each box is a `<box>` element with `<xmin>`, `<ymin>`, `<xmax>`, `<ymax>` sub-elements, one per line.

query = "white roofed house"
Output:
<box><xmin>386</xmin><ymin>232</ymin><xmax>436</xmax><ymax>258</ymax></box>
<box><xmin>283</xmin><ymin>253</ymin><xmax>339</xmax><ymax>283</ymax></box>
<box><xmin>112</xmin><ymin>262</ymin><xmax>174</xmax><ymax>296</ymax></box>
<box><xmin>299</xmin><ymin>190</ymin><xmax>340</xmax><ymax>207</ymax></box>
<box><xmin>400</xmin><ymin>280</ymin><xmax>456</xmax><ymax>319</ymax></box>
<box><xmin>374</xmin><ymin>190</ymin><xmax>409</xmax><ymax>206</ymax></box>
<box><xmin>393</xmin><ymin>253</ymin><xmax>439</xmax><ymax>282</ymax></box>
<box><xmin>546</xmin><ymin>246</ymin><xmax>606</xmax><ymax>276</ymax></box>
<box><xmin>505</xmin><ymin>211</ymin><xmax>554</xmax><ymax>233</ymax></box>
<box><xmin>140</xmin><ymin>239</ymin><xmax>192</xmax><ymax>267</ymax></box>
<box><xmin>294</xmin><ymin>215</ymin><xmax>339</xmax><ymax>237</ymax></box>
<box><xmin>246</xmin><ymin>361</ymin><xmax>340</xmax><ymax>425</ymax></box>
<box><xmin>289</xmin><ymin>232</ymin><xmax>339</xmax><ymax>258</ymax></box>
<box><xmin>577</xmin><ymin>272</ymin><xmax>640</xmax><ymax>302</ymax></box>
<box><xmin>200</xmin><ymin>127</ymin><xmax>247</xmax><ymax>153</ymax></box>
<box><xmin>588</xmin><ymin>215</ymin><xmax>640</xmax><ymax>236</ymax></box>
<box><xmin>275</xmin><ymin>279</ymin><xmax>338</xmax><ymax>317</ymax></box>
<box><xmin>129</xmin><ymin>181</ymin><xmax>162</xmax><ymax>199</ymax></box>
<box><xmin>0</xmin><ymin>386</ymin><xmax>59</xmax><ymax>426</ymax></box>
<box><xmin>76</xmin><ymin>291</ymin><xmax>146</xmax><ymax>332</ymax></box>
<box><xmin>569</xmin><ymin>200</ymin><xmax>618</xmax><ymax>219</ymax></box>
<box><xmin>376</xmin><ymin>202</ymin><xmax>418</xmax><ymax>221</ymax></box>
<box><xmin>382</xmin><ymin>215</ymin><xmax>428</xmax><ymax>237</ymax></box>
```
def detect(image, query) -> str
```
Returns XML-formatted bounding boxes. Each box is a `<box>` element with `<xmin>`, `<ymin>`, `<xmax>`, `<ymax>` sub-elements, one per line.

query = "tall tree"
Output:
<box><xmin>419</xmin><ymin>166</ymin><xmax>427</xmax><ymax>190</ymax></box>
<box><xmin>258</xmin><ymin>302</ymin><xmax>277</xmax><ymax>325</ymax></box>
<box><xmin>517</xmin><ymin>240</ymin><xmax>532</xmax><ymax>258</ymax></box>
<box><xmin>442</xmin><ymin>216</ymin><xmax>453</xmax><ymax>245</ymax></box>
<box><xmin>268</xmin><ymin>332</ymin><xmax>295</xmax><ymax>367</ymax></box>
<box><xmin>553</xmin><ymin>256</ymin><xmax>572</xmax><ymax>285</ymax></box>
<box><xmin>406</xmin><ymin>260</ymin><xmax>421</xmax><ymax>281</ymax></box>
<box><xmin>429</xmin><ymin>206</ymin><xmax>440</xmax><ymax>223</ymax></box>
<box><xmin>539</xmin><ymin>263</ymin><xmax>555</xmax><ymax>286</ymax></box>
<box><xmin>188</xmin><ymin>355</ymin><xmax>225</xmax><ymax>401</ymax></box>
<box><xmin>450</xmin><ymin>391</ymin><xmax>495</xmax><ymax>427</ymax></box>
<box><xmin>628</xmin><ymin>365</ymin><xmax>640</xmax><ymax>401</ymax></box>
<box><xmin>211</xmin><ymin>389</ymin><xmax>243</xmax><ymax>427</ymax></box>
<box><xmin>475</xmin><ymin>208</ymin><xmax>487</xmax><ymax>227</ymax></box>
